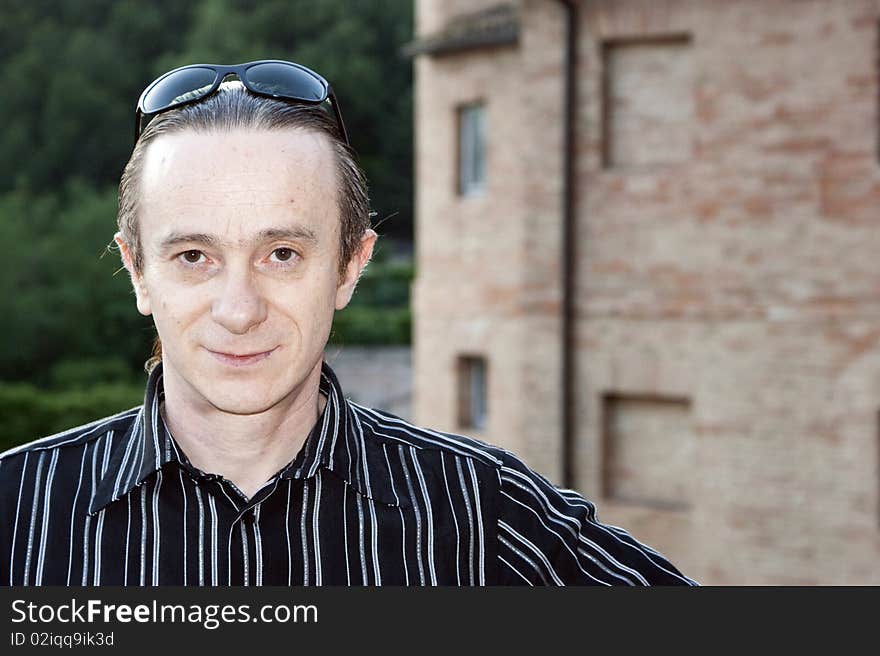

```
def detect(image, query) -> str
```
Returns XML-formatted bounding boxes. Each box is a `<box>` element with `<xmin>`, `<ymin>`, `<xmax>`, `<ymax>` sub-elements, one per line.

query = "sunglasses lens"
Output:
<box><xmin>141</xmin><ymin>67</ymin><xmax>218</xmax><ymax>113</ymax></box>
<box><xmin>246</xmin><ymin>62</ymin><xmax>326</xmax><ymax>101</ymax></box>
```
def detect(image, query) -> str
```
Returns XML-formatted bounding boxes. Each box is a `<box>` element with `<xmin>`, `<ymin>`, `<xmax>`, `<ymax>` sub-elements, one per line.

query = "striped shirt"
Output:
<box><xmin>0</xmin><ymin>361</ymin><xmax>695</xmax><ymax>586</ymax></box>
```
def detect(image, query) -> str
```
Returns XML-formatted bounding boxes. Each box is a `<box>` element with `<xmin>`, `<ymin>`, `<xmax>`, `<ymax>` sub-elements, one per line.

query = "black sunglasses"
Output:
<box><xmin>135</xmin><ymin>59</ymin><xmax>349</xmax><ymax>145</ymax></box>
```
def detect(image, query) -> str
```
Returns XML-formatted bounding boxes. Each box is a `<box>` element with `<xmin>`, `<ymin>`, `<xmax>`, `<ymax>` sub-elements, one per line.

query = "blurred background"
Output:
<box><xmin>3</xmin><ymin>0</ymin><xmax>880</xmax><ymax>585</ymax></box>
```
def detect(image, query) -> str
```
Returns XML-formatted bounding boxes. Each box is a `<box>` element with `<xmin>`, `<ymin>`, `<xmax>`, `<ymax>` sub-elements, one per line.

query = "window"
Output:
<box><xmin>602</xmin><ymin>36</ymin><xmax>693</xmax><ymax>168</ymax></box>
<box><xmin>457</xmin><ymin>355</ymin><xmax>487</xmax><ymax>430</ymax></box>
<box><xmin>457</xmin><ymin>103</ymin><xmax>486</xmax><ymax>195</ymax></box>
<box><xmin>602</xmin><ymin>393</ymin><xmax>694</xmax><ymax>510</ymax></box>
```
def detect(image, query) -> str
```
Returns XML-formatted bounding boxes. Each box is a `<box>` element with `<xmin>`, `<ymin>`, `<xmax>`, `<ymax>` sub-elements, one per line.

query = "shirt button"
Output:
<box><xmin>243</xmin><ymin>510</ymin><xmax>257</xmax><ymax>524</ymax></box>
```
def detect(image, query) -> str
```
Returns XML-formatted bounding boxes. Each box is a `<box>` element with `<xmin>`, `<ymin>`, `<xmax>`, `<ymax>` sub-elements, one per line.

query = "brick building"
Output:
<box><xmin>407</xmin><ymin>0</ymin><xmax>880</xmax><ymax>584</ymax></box>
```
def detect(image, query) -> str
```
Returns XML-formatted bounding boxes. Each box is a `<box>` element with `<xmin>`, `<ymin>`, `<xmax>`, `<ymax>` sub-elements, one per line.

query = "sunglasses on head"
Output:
<box><xmin>134</xmin><ymin>59</ymin><xmax>349</xmax><ymax>145</ymax></box>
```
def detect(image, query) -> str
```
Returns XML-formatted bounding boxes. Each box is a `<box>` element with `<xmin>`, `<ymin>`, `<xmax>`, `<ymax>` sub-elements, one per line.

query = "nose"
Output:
<box><xmin>211</xmin><ymin>264</ymin><xmax>268</xmax><ymax>335</ymax></box>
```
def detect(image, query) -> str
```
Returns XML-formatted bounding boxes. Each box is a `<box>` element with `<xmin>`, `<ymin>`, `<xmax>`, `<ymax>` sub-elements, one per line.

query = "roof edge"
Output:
<box><xmin>402</xmin><ymin>3</ymin><xmax>519</xmax><ymax>58</ymax></box>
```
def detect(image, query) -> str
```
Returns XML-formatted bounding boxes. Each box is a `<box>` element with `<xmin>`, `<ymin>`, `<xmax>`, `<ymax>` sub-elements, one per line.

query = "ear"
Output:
<box><xmin>114</xmin><ymin>232</ymin><xmax>153</xmax><ymax>317</ymax></box>
<box><xmin>335</xmin><ymin>229</ymin><xmax>378</xmax><ymax>311</ymax></box>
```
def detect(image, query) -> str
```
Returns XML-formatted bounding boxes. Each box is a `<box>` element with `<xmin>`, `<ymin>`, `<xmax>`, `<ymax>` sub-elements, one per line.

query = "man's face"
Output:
<box><xmin>116</xmin><ymin>128</ymin><xmax>374</xmax><ymax>415</ymax></box>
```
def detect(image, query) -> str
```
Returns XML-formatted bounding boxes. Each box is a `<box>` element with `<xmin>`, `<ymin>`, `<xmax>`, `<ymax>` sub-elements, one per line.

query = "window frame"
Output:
<box><xmin>456</xmin><ymin>101</ymin><xmax>487</xmax><ymax>197</ymax></box>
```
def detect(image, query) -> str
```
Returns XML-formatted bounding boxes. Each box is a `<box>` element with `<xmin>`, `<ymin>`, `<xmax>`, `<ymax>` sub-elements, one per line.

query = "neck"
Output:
<box><xmin>159</xmin><ymin>359</ymin><xmax>328</xmax><ymax>500</ymax></box>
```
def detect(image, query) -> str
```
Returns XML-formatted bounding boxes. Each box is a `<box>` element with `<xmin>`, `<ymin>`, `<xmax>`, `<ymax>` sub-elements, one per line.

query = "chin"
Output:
<box><xmin>197</xmin><ymin>380</ymin><xmax>284</xmax><ymax>415</ymax></box>
<box><xmin>208</xmin><ymin>394</ymin><xmax>280</xmax><ymax>416</ymax></box>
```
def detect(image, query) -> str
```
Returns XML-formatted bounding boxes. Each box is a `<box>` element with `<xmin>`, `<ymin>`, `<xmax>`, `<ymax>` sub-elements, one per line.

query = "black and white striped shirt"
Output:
<box><xmin>0</xmin><ymin>361</ymin><xmax>695</xmax><ymax>586</ymax></box>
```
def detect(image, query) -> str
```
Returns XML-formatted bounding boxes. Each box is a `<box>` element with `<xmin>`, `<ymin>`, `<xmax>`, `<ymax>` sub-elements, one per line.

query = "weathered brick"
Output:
<box><xmin>413</xmin><ymin>0</ymin><xmax>880</xmax><ymax>584</ymax></box>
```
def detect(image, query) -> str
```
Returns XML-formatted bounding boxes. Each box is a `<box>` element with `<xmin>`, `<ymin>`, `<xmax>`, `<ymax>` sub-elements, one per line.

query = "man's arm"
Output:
<box><xmin>495</xmin><ymin>452</ymin><xmax>697</xmax><ymax>585</ymax></box>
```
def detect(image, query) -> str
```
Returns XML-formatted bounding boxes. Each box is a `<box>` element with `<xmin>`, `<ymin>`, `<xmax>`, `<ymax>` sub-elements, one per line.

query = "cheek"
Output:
<box><xmin>147</xmin><ymin>280</ymin><xmax>209</xmax><ymax>330</ymax></box>
<box><xmin>273</xmin><ymin>274</ymin><xmax>338</xmax><ymax>328</ymax></box>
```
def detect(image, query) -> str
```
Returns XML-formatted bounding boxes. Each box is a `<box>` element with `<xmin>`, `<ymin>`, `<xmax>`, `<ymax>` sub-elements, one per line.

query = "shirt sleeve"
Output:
<box><xmin>495</xmin><ymin>451</ymin><xmax>697</xmax><ymax>586</ymax></box>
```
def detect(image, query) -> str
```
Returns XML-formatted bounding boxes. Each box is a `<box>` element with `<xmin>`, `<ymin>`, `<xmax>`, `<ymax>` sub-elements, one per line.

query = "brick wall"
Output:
<box><xmin>570</xmin><ymin>0</ymin><xmax>880</xmax><ymax>585</ymax></box>
<box><xmin>413</xmin><ymin>0</ymin><xmax>880</xmax><ymax>583</ymax></box>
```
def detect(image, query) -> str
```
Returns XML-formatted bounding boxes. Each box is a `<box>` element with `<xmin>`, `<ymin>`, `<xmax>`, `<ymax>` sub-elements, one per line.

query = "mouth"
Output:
<box><xmin>206</xmin><ymin>346</ymin><xmax>278</xmax><ymax>368</ymax></box>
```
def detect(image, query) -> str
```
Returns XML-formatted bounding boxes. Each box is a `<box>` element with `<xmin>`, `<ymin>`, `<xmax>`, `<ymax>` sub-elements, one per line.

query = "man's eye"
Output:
<box><xmin>271</xmin><ymin>247</ymin><xmax>296</xmax><ymax>262</ymax></box>
<box><xmin>180</xmin><ymin>250</ymin><xmax>204</xmax><ymax>264</ymax></box>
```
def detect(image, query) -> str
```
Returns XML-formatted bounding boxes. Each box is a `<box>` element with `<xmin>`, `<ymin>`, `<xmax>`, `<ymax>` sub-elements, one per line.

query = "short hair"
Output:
<box><xmin>117</xmin><ymin>81</ymin><xmax>372</xmax><ymax>372</ymax></box>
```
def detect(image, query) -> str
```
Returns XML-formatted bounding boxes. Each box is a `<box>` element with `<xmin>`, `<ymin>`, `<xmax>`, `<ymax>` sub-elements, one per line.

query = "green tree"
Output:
<box><xmin>0</xmin><ymin>183</ymin><xmax>154</xmax><ymax>383</ymax></box>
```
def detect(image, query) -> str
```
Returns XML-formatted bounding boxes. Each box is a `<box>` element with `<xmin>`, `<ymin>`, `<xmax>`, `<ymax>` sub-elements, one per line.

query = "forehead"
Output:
<box><xmin>138</xmin><ymin>128</ymin><xmax>340</xmax><ymax>245</ymax></box>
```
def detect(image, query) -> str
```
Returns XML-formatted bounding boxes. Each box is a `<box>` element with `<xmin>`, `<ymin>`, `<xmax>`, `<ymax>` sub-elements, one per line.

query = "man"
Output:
<box><xmin>0</xmin><ymin>60</ymin><xmax>694</xmax><ymax>586</ymax></box>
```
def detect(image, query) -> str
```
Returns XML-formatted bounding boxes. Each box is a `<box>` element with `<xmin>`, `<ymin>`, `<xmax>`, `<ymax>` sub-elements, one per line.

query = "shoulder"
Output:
<box><xmin>0</xmin><ymin>405</ymin><xmax>141</xmax><ymax>479</ymax></box>
<box><xmin>345</xmin><ymin>403</ymin><xmax>695</xmax><ymax>584</ymax></box>
<box><xmin>492</xmin><ymin>447</ymin><xmax>697</xmax><ymax>585</ymax></box>
<box><xmin>346</xmin><ymin>401</ymin><xmax>605</xmax><ymax>514</ymax></box>
<box><xmin>346</xmin><ymin>402</ymin><xmax>585</xmax><ymax>513</ymax></box>
<box><xmin>348</xmin><ymin>401</ymin><xmax>511</xmax><ymax>474</ymax></box>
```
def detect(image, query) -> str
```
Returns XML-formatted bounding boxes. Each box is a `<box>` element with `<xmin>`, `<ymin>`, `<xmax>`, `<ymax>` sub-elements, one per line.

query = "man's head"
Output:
<box><xmin>114</xmin><ymin>80</ymin><xmax>376</xmax><ymax>415</ymax></box>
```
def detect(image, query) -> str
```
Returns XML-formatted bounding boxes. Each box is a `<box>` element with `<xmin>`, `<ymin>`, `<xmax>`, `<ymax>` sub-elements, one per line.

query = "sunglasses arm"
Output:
<box><xmin>328</xmin><ymin>90</ymin><xmax>350</xmax><ymax>148</ymax></box>
<box><xmin>133</xmin><ymin>110</ymin><xmax>143</xmax><ymax>147</ymax></box>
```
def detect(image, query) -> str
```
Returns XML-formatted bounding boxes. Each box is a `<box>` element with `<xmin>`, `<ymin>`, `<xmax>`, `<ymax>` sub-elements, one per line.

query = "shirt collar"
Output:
<box><xmin>297</xmin><ymin>361</ymin><xmax>401</xmax><ymax>506</ymax></box>
<box><xmin>90</xmin><ymin>359</ymin><xmax>399</xmax><ymax>515</ymax></box>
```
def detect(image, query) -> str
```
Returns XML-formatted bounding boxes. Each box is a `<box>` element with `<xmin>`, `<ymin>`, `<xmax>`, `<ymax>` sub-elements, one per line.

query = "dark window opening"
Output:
<box><xmin>457</xmin><ymin>355</ymin><xmax>487</xmax><ymax>430</ymax></box>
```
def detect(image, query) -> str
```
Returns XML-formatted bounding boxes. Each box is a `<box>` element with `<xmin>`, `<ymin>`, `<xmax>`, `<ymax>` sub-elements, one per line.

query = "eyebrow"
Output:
<box><xmin>157</xmin><ymin>226</ymin><xmax>319</xmax><ymax>253</ymax></box>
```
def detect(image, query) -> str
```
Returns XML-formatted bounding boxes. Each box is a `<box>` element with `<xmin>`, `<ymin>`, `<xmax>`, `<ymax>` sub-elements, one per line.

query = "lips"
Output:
<box><xmin>206</xmin><ymin>346</ymin><xmax>277</xmax><ymax>367</ymax></box>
